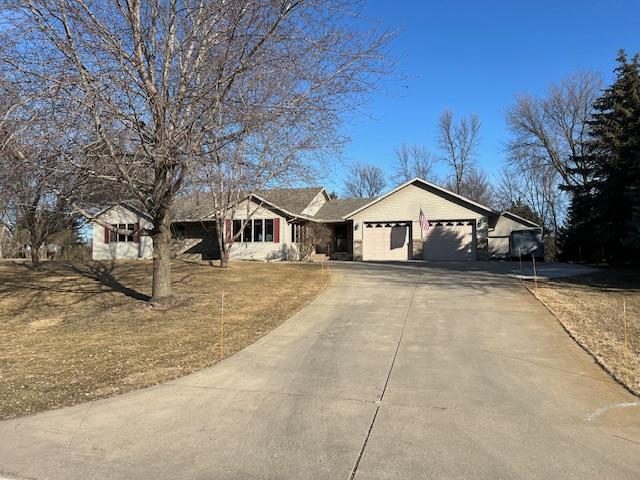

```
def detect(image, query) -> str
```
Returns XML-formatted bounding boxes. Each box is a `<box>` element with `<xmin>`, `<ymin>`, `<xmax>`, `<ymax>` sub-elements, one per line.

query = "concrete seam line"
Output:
<box><xmin>347</xmin><ymin>282</ymin><xmax>417</xmax><ymax>480</ymax></box>
<box><xmin>67</xmin><ymin>399</ymin><xmax>94</xmax><ymax>449</ymax></box>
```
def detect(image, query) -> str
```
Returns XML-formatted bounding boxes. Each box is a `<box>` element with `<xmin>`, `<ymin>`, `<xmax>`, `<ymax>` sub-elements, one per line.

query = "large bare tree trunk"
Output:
<box><xmin>30</xmin><ymin>243</ymin><xmax>40</xmax><ymax>269</ymax></box>
<box><xmin>220</xmin><ymin>241</ymin><xmax>233</xmax><ymax>268</ymax></box>
<box><xmin>151</xmin><ymin>216</ymin><xmax>172</xmax><ymax>303</ymax></box>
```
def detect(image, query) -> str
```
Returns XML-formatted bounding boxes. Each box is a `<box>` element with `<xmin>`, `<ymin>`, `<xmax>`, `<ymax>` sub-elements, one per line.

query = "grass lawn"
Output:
<box><xmin>0</xmin><ymin>260</ymin><xmax>330</xmax><ymax>419</ymax></box>
<box><xmin>528</xmin><ymin>268</ymin><xmax>640</xmax><ymax>395</ymax></box>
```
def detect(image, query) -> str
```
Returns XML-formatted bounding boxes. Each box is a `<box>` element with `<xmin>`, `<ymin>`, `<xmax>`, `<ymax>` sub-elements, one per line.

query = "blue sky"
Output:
<box><xmin>327</xmin><ymin>0</ymin><xmax>640</xmax><ymax>194</ymax></box>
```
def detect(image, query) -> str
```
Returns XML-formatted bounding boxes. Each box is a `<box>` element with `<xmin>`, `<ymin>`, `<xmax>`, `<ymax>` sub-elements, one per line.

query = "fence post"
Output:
<box><xmin>518</xmin><ymin>247</ymin><xmax>522</xmax><ymax>273</ymax></box>
<box><xmin>532</xmin><ymin>254</ymin><xmax>538</xmax><ymax>289</ymax></box>
<box><xmin>219</xmin><ymin>292</ymin><xmax>225</xmax><ymax>359</ymax></box>
<box><xmin>624</xmin><ymin>298</ymin><xmax>629</xmax><ymax>382</ymax></box>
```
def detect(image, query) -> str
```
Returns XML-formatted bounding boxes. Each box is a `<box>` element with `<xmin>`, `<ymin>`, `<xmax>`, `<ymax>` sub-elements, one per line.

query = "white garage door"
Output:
<box><xmin>363</xmin><ymin>222</ymin><xmax>410</xmax><ymax>261</ymax></box>
<box><xmin>422</xmin><ymin>221</ymin><xmax>475</xmax><ymax>261</ymax></box>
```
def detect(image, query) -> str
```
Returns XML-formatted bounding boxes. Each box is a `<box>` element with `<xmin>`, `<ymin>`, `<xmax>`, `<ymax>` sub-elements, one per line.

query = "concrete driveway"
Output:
<box><xmin>1</xmin><ymin>262</ymin><xmax>639</xmax><ymax>479</ymax></box>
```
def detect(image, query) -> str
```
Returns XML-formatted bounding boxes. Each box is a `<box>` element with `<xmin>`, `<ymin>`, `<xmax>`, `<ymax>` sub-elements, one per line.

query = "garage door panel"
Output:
<box><xmin>363</xmin><ymin>222</ymin><xmax>410</xmax><ymax>261</ymax></box>
<box><xmin>422</xmin><ymin>221</ymin><xmax>475</xmax><ymax>261</ymax></box>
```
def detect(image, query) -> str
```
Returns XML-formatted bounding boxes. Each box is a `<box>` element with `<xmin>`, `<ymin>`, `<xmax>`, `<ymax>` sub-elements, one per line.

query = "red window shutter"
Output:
<box><xmin>134</xmin><ymin>222</ymin><xmax>140</xmax><ymax>243</ymax></box>
<box><xmin>104</xmin><ymin>224</ymin><xmax>110</xmax><ymax>243</ymax></box>
<box><xmin>225</xmin><ymin>219</ymin><xmax>232</xmax><ymax>243</ymax></box>
<box><xmin>273</xmin><ymin>218</ymin><xmax>280</xmax><ymax>243</ymax></box>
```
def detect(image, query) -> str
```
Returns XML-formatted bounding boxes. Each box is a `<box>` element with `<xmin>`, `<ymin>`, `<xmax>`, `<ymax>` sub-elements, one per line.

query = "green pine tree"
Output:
<box><xmin>588</xmin><ymin>50</ymin><xmax>640</xmax><ymax>263</ymax></box>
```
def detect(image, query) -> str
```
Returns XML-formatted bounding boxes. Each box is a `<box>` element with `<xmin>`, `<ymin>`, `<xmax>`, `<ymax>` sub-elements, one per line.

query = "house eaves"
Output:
<box><xmin>91</xmin><ymin>202</ymin><xmax>153</xmax><ymax>222</ymax></box>
<box><xmin>501</xmin><ymin>211</ymin><xmax>541</xmax><ymax>229</ymax></box>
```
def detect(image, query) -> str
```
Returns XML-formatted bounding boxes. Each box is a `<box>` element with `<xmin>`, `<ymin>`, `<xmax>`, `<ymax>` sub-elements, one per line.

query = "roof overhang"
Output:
<box><xmin>501</xmin><ymin>211</ymin><xmax>541</xmax><ymax>228</ymax></box>
<box><xmin>91</xmin><ymin>202</ymin><xmax>153</xmax><ymax>222</ymax></box>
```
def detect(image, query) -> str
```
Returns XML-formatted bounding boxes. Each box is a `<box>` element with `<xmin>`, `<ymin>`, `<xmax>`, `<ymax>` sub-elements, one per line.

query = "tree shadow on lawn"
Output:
<box><xmin>66</xmin><ymin>261</ymin><xmax>152</xmax><ymax>302</ymax></box>
<box><xmin>0</xmin><ymin>261</ymin><xmax>152</xmax><ymax>314</ymax></box>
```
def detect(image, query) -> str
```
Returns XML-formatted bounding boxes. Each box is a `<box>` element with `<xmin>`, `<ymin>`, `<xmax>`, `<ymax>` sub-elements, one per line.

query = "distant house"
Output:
<box><xmin>91</xmin><ymin>178</ymin><xmax>540</xmax><ymax>262</ymax></box>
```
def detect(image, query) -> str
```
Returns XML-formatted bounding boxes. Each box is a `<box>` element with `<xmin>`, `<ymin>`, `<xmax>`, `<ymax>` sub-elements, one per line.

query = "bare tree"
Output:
<box><xmin>495</xmin><ymin>157</ymin><xmax>565</xmax><ymax>233</ymax></box>
<box><xmin>436</xmin><ymin>110</ymin><xmax>481</xmax><ymax>194</ymax></box>
<box><xmin>190</xmin><ymin>1</ymin><xmax>390</xmax><ymax>267</ymax></box>
<box><xmin>0</xmin><ymin>76</ymin><xmax>75</xmax><ymax>268</ymax></box>
<box><xmin>344</xmin><ymin>162</ymin><xmax>387</xmax><ymax>198</ymax></box>
<box><xmin>445</xmin><ymin>167</ymin><xmax>493</xmax><ymax>206</ymax></box>
<box><xmin>504</xmin><ymin>72</ymin><xmax>600</xmax><ymax>257</ymax></box>
<box><xmin>392</xmin><ymin>144</ymin><xmax>437</xmax><ymax>184</ymax></box>
<box><xmin>2</xmin><ymin>1</ymin><xmax>390</xmax><ymax>301</ymax></box>
<box><xmin>506</xmin><ymin>71</ymin><xmax>602</xmax><ymax>189</ymax></box>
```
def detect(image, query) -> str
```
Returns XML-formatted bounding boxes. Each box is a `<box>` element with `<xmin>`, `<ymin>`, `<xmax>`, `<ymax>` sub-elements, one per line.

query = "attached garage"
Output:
<box><xmin>422</xmin><ymin>221</ymin><xmax>476</xmax><ymax>261</ymax></box>
<box><xmin>362</xmin><ymin>222</ymin><xmax>411</xmax><ymax>261</ymax></box>
<box><xmin>347</xmin><ymin>178</ymin><xmax>496</xmax><ymax>262</ymax></box>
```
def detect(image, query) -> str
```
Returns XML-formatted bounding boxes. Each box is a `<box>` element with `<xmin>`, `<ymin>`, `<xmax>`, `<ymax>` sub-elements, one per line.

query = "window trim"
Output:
<box><xmin>110</xmin><ymin>223</ymin><xmax>136</xmax><ymax>243</ymax></box>
<box><xmin>264</xmin><ymin>219</ymin><xmax>274</xmax><ymax>242</ymax></box>
<box><xmin>253</xmin><ymin>219</ymin><xmax>264</xmax><ymax>242</ymax></box>
<box><xmin>231</xmin><ymin>218</ymin><xmax>278</xmax><ymax>243</ymax></box>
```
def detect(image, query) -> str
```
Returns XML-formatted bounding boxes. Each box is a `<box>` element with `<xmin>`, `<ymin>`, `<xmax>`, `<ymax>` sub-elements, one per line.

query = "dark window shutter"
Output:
<box><xmin>134</xmin><ymin>222</ymin><xmax>140</xmax><ymax>243</ymax></box>
<box><xmin>225</xmin><ymin>219</ymin><xmax>232</xmax><ymax>243</ymax></box>
<box><xmin>104</xmin><ymin>224</ymin><xmax>110</xmax><ymax>243</ymax></box>
<box><xmin>273</xmin><ymin>218</ymin><xmax>280</xmax><ymax>243</ymax></box>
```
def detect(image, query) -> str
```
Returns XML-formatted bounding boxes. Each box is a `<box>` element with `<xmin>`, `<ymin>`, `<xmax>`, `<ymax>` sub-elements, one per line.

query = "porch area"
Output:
<box><xmin>308</xmin><ymin>220</ymin><xmax>353</xmax><ymax>261</ymax></box>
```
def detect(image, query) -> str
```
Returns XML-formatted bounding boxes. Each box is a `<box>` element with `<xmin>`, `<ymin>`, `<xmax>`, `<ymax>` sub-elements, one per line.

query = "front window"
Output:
<box><xmin>231</xmin><ymin>218</ymin><xmax>276</xmax><ymax>242</ymax></box>
<box><xmin>243</xmin><ymin>221</ymin><xmax>252</xmax><ymax>243</ymax></box>
<box><xmin>253</xmin><ymin>219</ymin><xmax>263</xmax><ymax>242</ymax></box>
<box><xmin>111</xmin><ymin>224</ymin><xmax>135</xmax><ymax>243</ymax></box>
<box><xmin>291</xmin><ymin>223</ymin><xmax>305</xmax><ymax>243</ymax></box>
<box><xmin>233</xmin><ymin>220</ymin><xmax>242</xmax><ymax>241</ymax></box>
<box><xmin>264</xmin><ymin>219</ymin><xmax>274</xmax><ymax>242</ymax></box>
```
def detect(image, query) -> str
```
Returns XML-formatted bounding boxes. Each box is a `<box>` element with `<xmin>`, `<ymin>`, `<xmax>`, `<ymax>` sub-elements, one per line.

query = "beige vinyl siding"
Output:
<box><xmin>489</xmin><ymin>214</ymin><xmax>538</xmax><ymax>258</ymax></box>
<box><xmin>349</xmin><ymin>182</ymin><xmax>489</xmax><ymax>260</ymax></box>
<box><xmin>228</xmin><ymin>199</ymin><xmax>294</xmax><ymax>261</ymax></box>
<box><xmin>92</xmin><ymin>205</ymin><xmax>153</xmax><ymax>260</ymax></box>
<box><xmin>301</xmin><ymin>191</ymin><xmax>328</xmax><ymax>216</ymax></box>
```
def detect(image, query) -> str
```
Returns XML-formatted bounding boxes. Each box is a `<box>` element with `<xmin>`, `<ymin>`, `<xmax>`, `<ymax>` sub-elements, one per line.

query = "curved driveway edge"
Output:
<box><xmin>1</xmin><ymin>262</ymin><xmax>639</xmax><ymax>479</ymax></box>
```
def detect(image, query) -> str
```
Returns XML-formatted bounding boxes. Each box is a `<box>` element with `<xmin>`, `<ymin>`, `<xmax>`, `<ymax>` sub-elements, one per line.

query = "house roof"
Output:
<box><xmin>172</xmin><ymin>192</ymin><xmax>216</xmax><ymax>221</ymax></box>
<box><xmin>254</xmin><ymin>187</ymin><xmax>326</xmax><ymax>216</ymax></box>
<box><xmin>100</xmin><ymin>187</ymin><xmax>328</xmax><ymax>223</ymax></box>
<box><xmin>344</xmin><ymin>177</ymin><xmax>498</xmax><ymax>218</ymax></box>
<box><xmin>501</xmin><ymin>211</ymin><xmax>541</xmax><ymax>228</ymax></box>
<box><xmin>312</xmin><ymin>197</ymin><xmax>376</xmax><ymax>221</ymax></box>
<box><xmin>91</xmin><ymin>202</ymin><xmax>153</xmax><ymax>222</ymax></box>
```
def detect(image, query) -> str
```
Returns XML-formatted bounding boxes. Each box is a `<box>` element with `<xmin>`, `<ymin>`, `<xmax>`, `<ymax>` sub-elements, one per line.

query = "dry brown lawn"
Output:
<box><xmin>528</xmin><ymin>268</ymin><xmax>640</xmax><ymax>395</ymax></box>
<box><xmin>0</xmin><ymin>260</ymin><xmax>330</xmax><ymax>419</ymax></box>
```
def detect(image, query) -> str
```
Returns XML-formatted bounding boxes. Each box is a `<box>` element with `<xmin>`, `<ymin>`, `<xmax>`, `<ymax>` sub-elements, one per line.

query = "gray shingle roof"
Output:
<box><xmin>312</xmin><ymin>197</ymin><xmax>376</xmax><ymax>221</ymax></box>
<box><xmin>254</xmin><ymin>187</ymin><xmax>325</xmax><ymax>216</ymax></box>
<box><xmin>172</xmin><ymin>192</ymin><xmax>216</xmax><ymax>221</ymax></box>
<box><xmin>171</xmin><ymin>187</ymin><xmax>326</xmax><ymax>221</ymax></box>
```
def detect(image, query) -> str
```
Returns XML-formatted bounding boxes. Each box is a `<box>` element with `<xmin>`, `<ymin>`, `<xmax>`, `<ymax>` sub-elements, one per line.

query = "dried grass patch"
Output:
<box><xmin>526</xmin><ymin>268</ymin><xmax>640</xmax><ymax>395</ymax></box>
<box><xmin>0</xmin><ymin>260</ymin><xmax>330</xmax><ymax>418</ymax></box>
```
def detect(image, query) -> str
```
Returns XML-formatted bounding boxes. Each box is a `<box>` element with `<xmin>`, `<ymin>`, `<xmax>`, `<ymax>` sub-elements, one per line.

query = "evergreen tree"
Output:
<box><xmin>561</xmin><ymin>51</ymin><xmax>640</xmax><ymax>263</ymax></box>
<box><xmin>559</xmin><ymin>151</ymin><xmax>600</xmax><ymax>262</ymax></box>
<box><xmin>588</xmin><ymin>50</ymin><xmax>640</xmax><ymax>263</ymax></box>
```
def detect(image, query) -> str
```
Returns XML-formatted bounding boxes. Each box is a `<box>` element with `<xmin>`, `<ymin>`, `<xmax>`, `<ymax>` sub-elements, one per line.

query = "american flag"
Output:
<box><xmin>419</xmin><ymin>208</ymin><xmax>430</xmax><ymax>237</ymax></box>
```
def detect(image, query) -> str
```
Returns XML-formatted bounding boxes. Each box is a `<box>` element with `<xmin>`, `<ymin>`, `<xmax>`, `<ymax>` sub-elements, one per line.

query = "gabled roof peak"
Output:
<box><xmin>344</xmin><ymin>177</ymin><xmax>498</xmax><ymax>218</ymax></box>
